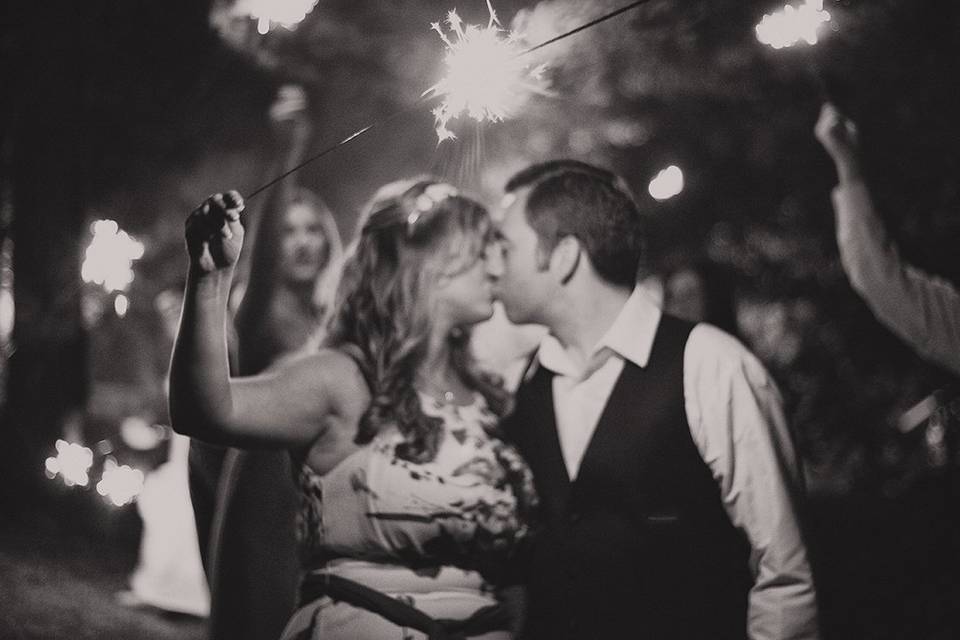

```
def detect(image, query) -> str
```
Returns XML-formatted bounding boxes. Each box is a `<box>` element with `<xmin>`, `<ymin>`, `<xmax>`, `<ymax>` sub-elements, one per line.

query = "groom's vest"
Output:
<box><xmin>506</xmin><ymin>315</ymin><xmax>752</xmax><ymax>640</ymax></box>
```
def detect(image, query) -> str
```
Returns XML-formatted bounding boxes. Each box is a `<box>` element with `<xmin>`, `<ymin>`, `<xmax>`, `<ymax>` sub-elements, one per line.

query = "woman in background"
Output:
<box><xmin>189</xmin><ymin>85</ymin><xmax>343</xmax><ymax>640</ymax></box>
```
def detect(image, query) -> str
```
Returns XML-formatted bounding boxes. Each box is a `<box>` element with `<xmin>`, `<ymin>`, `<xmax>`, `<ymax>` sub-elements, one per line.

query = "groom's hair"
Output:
<box><xmin>504</xmin><ymin>159</ymin><xmax>646</xmax><ymax>287</ymax></box>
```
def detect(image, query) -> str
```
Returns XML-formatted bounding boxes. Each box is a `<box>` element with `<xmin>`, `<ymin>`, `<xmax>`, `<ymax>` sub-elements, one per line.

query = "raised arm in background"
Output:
<box><xmin>815</xmin><ymin>102</ymin><xmax>960</xmax><ymax>376</ymax></box>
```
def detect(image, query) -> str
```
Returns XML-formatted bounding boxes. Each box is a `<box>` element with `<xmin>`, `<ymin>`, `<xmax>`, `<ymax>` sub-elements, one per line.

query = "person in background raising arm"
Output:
<box><xmin>815</xmin><ymin>102</ymin><xmax>960</xmax><ymax>376</ymax></box>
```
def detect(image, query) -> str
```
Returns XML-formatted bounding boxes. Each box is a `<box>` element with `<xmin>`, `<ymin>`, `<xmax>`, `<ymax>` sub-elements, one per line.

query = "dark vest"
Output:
<box><xmin>506</xmin><ymin>315</ymin><xmax>752</xmax><ymax>640</ymax></box>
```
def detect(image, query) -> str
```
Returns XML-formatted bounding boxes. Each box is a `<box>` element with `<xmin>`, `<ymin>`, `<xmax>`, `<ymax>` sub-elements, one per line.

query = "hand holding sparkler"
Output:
<box><xmin>814</xmin><ymin>102</ymin><xmax>862</xmax><ymax>183</ymax></box>
<box><xmin>185</xmin><ymin>191</ymin><xmax>246</xmax><ymax>274</ymax></box>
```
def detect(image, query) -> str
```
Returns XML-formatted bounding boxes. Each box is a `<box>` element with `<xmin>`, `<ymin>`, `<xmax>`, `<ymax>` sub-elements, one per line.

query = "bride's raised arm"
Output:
<box><xmin>168</xmin><ymin>191</ymin><xmax>357</xmax><ymax>449</ymax></box>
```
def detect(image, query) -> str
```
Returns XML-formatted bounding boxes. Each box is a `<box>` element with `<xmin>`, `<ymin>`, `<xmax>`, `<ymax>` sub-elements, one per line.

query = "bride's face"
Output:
<box><xmin>430</xmin><ymin>237</ymin><xmax>498</xmax><ymax>329</ymax></box>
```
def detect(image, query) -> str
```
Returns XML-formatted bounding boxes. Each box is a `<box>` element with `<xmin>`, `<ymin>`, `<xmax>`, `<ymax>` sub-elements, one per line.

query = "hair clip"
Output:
<box><xmin>405</xmin><ymin>183</ymin><xmax>459</xmax><ymax>235</ymax></box>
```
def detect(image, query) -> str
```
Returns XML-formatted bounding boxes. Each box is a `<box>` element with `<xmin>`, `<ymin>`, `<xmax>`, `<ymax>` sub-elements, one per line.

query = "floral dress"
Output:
<box><xmin>281</xmin><ymin>392</ymin><xmax>537</xmax><ymax>640</ymax></box>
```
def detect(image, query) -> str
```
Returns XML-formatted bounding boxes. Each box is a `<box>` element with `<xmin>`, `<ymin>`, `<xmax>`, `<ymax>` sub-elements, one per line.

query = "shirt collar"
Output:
<box><xmin>533</xmin><ymin>287</ymin><xmax>662</xmax><ymax>380</ymax></box>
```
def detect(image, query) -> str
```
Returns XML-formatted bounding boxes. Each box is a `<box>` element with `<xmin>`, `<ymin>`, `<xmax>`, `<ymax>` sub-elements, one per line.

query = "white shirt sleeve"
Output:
<box><xmin>684</xmin><ymin>324</ymin><xmax>820</xmax><ymax>640</ymax></box>
<box><xmin>833</xmin><ymin>181</ymin><xmax>960</xmax><ymax>376</ymax></box>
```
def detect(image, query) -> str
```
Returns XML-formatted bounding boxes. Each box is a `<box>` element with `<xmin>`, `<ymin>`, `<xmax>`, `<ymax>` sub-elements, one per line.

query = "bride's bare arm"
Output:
<box><xmin>168</xmin><ymin>191</ymin><xmax>361</xmax><ymax>449</ymax></box>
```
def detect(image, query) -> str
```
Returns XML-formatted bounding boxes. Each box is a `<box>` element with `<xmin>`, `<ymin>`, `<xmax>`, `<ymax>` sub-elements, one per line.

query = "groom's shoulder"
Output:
<box><xmin>685</xmin><ymin>323</ymin><xmax>775</xmax><ymax>388</ymax></box>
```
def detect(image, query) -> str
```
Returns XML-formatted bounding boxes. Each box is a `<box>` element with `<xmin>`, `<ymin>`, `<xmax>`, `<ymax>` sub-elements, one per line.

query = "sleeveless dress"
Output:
<box><xmin>280</xmin><ymin>392</ymin><xmax>537</xmax><ymax>640</ymax></box>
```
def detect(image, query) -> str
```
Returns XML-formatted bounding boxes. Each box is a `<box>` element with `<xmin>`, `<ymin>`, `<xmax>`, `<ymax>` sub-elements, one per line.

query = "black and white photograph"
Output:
<box><xmin>1</xmin><ymin>1</ymin><xmax>959</xmax><ymax>638</ymax></box>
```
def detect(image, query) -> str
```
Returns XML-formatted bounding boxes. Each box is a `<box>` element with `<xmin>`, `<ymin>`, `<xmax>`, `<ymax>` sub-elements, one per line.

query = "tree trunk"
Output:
<box><xmin>1</xmin><ymin>4</ymin><xmax>88</xmax><ymax>507</ymax></box>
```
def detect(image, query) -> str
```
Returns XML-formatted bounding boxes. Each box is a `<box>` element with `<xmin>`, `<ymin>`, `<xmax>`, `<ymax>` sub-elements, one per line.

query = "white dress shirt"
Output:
<box><xmin>525</xmin><ymin>288</ymin><xmax>820</xmax><ymax>640</ymax></box>
<box><xmin>833</xmin><ymin>181</ymin><xmax>960</xmax><ymax>376</ymax></box>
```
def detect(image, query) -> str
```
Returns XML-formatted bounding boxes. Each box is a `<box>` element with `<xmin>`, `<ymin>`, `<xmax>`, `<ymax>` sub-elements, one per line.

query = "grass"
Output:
<box><xmin>0</xmin><ymin>492</ymin><xmax>204</xmax><ymax>640</ymax></box>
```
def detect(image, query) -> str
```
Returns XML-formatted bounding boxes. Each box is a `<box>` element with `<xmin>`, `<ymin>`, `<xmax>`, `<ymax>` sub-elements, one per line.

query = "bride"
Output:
<box><xmin>169</xmin><ymin>179</ymin><xmax>537</xmax><ymax>639</ymax></box>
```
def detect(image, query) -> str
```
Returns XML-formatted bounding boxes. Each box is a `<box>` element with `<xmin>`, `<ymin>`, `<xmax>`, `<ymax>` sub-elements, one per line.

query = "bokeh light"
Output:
<box><xmin>755</xmin><ymin>0</ymin><xmax>832</xmax><ymax>49</ymax></box>
<box><xmin>648</xmin><ymin>165</ymin><xmax>685</xmax><ymax>201</ymax></box>
<box><xmin>44</xmin><ymin>439</ymin><xmax>94</xmax><ymax>488</ymax></box>
<box><xmin>96</xmin><ymin>458</ymin><xmax>146</xmax><ymax>507</ymax></box>
<box><xmin>81</xmin><ymin>220</ymin><xmax>145</xmax><ymax>293</ymax></box>
<box><xmin>232</xmin><ymin>0</ymin><xmax>319</xmax><ymax>33</ymax></box>
<box><xmin>114</xmin><ymin>294</ymin><xmax>129</xmax><ymax>318</ymax></box>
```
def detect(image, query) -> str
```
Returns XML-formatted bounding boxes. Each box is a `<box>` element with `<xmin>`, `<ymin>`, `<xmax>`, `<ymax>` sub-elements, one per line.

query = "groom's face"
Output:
<box><xmin>492</xmin><ymin>188</ymin><xmax>552</xmax><ymax>325</ymax></box>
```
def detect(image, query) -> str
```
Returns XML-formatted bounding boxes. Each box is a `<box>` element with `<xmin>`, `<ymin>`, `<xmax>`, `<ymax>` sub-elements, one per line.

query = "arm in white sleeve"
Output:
<box><xmin>685</xmin><ymin>324</ymin><xmax>820</xmax><ymax>640</ymax></box>
<box><xmin>833</xmin><ymin>182</ymin><xmax>960</xmax><ymax>376</ymax></box>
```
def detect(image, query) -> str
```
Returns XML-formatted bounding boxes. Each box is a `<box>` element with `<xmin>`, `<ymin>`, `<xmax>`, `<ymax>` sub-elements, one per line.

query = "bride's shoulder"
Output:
<box><xmin>270</xmin><ymin>347</ymin><xmax>370</xmax><ymax>402</ymax></box>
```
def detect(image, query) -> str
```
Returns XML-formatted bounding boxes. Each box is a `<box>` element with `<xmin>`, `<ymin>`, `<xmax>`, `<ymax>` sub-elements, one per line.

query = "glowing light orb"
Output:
<box><xmin>756</xmin><ymin>0</ymin><xmax>831</xmax><ymax>49</ymax></box>
<box><xmin>97</xmin><ymin>458</ymin><xmax>145</xmax><ymax>507</ymax></box>
<box><xmin>424</xmin><ymin>1</ymin><xmax>550</xmax><ymax>142</ymax></box>
<box><xmin>114</xmin><ymin>294</ymin><xmax>129</xmax><ymax>318</ymax></box>
<box><xmin>81</xmin><ymin>220</ymin><xmax>145</xmax><ymax>293</ymax></box>
<box><xmin>44</xmin><ymin>439</ymin><xmax>94</xmax><ymax>487</ymax></box>
<box><xmin>233</xmin><ymin>0</ymin><xmax>319</xmax><ymax>32</ymax></box>
<box><xmin>648</xmin><ymin>165</ymin><xmax>684</xmax><ymax>201</ymax></box>
<box><xmin>0</xmin><ymin>289</ymin><xmax>12</xmax><ymax>344</ymax></box>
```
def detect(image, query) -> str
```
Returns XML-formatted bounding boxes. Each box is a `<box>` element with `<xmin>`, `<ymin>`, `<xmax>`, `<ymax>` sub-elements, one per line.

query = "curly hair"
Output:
<box><xmin>324</xmin><ymin>178</ymin><xmax>510</xmax><ymax>463</ymax></box>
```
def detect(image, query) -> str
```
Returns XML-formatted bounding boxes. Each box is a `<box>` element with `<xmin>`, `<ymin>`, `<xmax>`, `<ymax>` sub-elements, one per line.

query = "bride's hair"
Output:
<box><xmin>324</xmin><ymin>177</ymin><xmax>509</xmax><ymax>463</ymax></box>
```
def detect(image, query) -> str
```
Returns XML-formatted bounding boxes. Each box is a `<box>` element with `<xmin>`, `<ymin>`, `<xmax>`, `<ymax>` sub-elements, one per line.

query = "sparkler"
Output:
<box><xmin>755</xmin><ymin>0</ymin><xmax>832</xmax><ymax>50</ymax></box>
<box><xmin>44</xmin><ymin>439</ymin><xmax>94</xmax><ymax>488</ymax></box>
<box><xmin>244</xmin><ymin>0</ymin><xmax>655</xmax><ymax>200</ymax></box>
<box><xmin>97</xmin><ymin>458</ymin><xmax>146</xmax><ymax>507</ymax></box>
<box><xmin>755</xmin><ymin>0</ymin><xmax>835</xmax><ymax>98</ymax></box>
<box><xmin>422</xmin><ymin>1</ymin><xmax>549</xmax><ymax>143</ymax></box>
<box><xmin>81</xmin><ymin>219</ymin><xmax>145</xmax><ymax>294</ymax></box>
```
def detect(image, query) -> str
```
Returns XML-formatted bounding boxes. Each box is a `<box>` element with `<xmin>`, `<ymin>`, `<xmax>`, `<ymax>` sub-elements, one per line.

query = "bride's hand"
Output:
<box><xmin>185</xmin><ymin>190</ymin><xmax>245</xmax><ymax>273</ymax></box>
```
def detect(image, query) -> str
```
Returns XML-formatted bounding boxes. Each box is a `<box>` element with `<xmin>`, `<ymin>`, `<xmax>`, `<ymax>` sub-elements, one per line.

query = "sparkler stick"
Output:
<box><xmin>755</xmin><ymin>0</ymin><xmax>834</xmax><ymax>98</ymax></box>
<box><xmin>243</xmin><ymin>0</ymin><xmax>657</xmax><ymax>201</ymax></box>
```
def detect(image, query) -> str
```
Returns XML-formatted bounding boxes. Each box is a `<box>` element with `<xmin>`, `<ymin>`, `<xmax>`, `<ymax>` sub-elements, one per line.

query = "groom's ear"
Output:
<box><xmin>550</xmin><ymin>235</ymin><xmax>582</xmax><ymax>285</ymax></box>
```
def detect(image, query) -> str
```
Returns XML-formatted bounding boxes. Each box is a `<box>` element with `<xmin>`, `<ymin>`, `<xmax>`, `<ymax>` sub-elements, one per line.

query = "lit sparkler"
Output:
<box><xmin>97</xmin><ymin>458</ymin><xmax>146</xmax><ymax>507</ymax></box>
<box><xmin>755</xmin><ymin>0</ymin><xmax>831</xmax><ymax>49</ymax></box>
<box><xmin>423</xmin><ymin>0</ymin><xmax>550</xmax><ymax>143</ymax></box>
<box><xmin>45</xmin><ymin>439</ymin><xmax>94</xmax><ymax>488</ymax></box>
<box><xmin>233</xmin><ymin>0</ymin><xmax>319</xmax><ymax>34</ymax></box>
<box><xmin>81</xmin><ymin>219</ymin><xmax>145</xmax><ymax>293</ymax></box>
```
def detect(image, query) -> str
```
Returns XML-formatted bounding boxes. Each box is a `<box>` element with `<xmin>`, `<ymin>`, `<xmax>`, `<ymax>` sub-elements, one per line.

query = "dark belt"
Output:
<box><xmin>294</xmin><ymin>571</ymin><xmax>511</xmax><ymax>640</ymax></box>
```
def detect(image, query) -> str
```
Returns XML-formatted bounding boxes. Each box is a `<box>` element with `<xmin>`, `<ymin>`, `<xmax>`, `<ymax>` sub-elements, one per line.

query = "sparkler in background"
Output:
<box><xmin>423</xmin><ymin>2</ymin><xmax>550</xmax><ymax>142</ymax></box>
<box><xmin>97</xmin><ymin>458</ymin><xmax>146</xmax><ymax>507</ymax></box>
<box><xmin>755</xmin><ymin>0</ymin><xmax>835</xmax><ymax>99</ymax></box>
<box><xmin>81</xmin><ymin>220</ymin><xmax>144</xmax><ymax>294</ymax></box>
<box><xmin>232</xmin><ymin>0</ymin><xmax>320</xmax><ymax>34</ymax></box>
<box><xmin>44</xmin><ymin>440</ymin><xmax>94</xmax><ymax>488</ymax></box>
<box><xmin>755</xmin><ymin>0</ymin><xmax>832</xmax><ymax>49</ymax></box>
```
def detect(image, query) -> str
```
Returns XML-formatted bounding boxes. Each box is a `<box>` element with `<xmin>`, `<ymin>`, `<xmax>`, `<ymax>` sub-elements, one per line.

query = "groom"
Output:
<box><xmin>489</xmin><ymin>160</ymin><xmax>819</xmax><ymax>639</ymax></box>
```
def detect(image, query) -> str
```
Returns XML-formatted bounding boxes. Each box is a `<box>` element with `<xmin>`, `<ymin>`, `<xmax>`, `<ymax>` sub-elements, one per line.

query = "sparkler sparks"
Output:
<box><xmin>45</xmin><ymin>440</ymin><xmax>94</xmax><ymax>488</ymax></box>
<box><xmin>97</xmin><ymin>458</ymin><xmax>145</xmax><ymax>507</ymax></box>
<box><xmin>423</xmin><ymin>1</ymin><xmax>550</xmax><ymax>143</ymax></box>
<box><xmin>755</xmin><ymin>0</ymin><xmax>832</xmax><ymax>49</ymax></box>
<box><xmin>81</xmin><ymin>219</ymin><xmax>145</xmax><ymax>293</ymax></box>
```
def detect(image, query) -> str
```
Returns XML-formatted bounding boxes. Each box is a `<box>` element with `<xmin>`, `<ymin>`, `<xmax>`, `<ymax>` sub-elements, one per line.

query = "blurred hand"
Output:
<box><xmin>269</xmin><ymin>84</ymin><xmax>312</xmax><ymax>147</ymax></box>
<box><xmin>185</xmin><ymin>191</ymin><xmax>245</xmax><ymax>273</ymax></box>
<box><xmin>815</xmin><ymin>103</ymin><xmax>860</xmax><ymax>173</ymax></box>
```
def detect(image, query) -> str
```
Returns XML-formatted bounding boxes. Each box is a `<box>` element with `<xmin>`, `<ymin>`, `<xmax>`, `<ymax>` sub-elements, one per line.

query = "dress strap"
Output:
<box><xmin>297</xmin><ymin>571</ymin><xmax>510</xmax><ymax>640</ymax></box>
